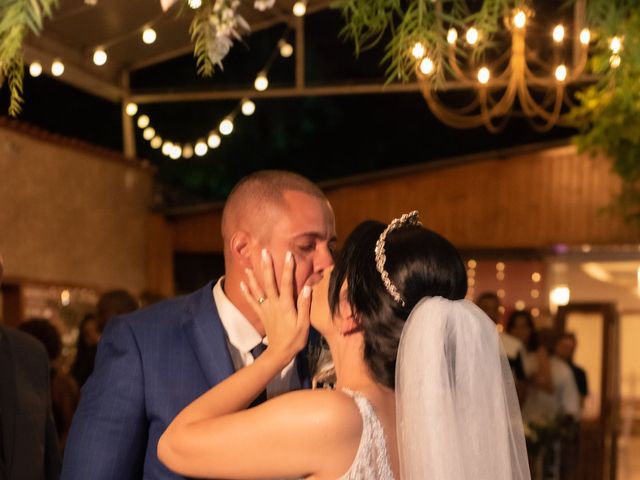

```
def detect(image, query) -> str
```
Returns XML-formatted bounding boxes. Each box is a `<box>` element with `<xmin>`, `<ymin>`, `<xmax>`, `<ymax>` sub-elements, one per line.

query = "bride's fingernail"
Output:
<box><xmin>240</xmin><ymin>281</ymin><xmax>247</xmax><ymax>292</ymax></box>
<box><xmin>302</xmin><ymin>285</ymin><xmax>311</xmax><ymax>298</ymax></box>
<box><xmin>244</xmin><ymin>268</ymin><xmax>252</xmax><ymax>276</ymax></box>
<box><xmin>285</xmin><ymin>251</ymin><xmax>292</xmax><ymax>263</ymax></box>
<box><xmin>261</xmin><ymin>248</ymin><xmax>269</xmax><ymax>262</ymax></box>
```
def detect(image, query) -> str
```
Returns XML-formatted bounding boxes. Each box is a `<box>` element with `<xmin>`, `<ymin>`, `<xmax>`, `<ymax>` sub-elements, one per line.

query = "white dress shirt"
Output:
<box><xmin>212</xmin><ymin>278</ymin><xmax>301</xmax><ymax>399</ymax></box>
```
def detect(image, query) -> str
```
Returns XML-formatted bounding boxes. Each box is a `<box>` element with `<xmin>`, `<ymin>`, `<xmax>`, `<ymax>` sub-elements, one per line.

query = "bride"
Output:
<box><xmin>158</xmin><ymin>212</ymin><xmax>530</xmax><ymax>479</ymax></box>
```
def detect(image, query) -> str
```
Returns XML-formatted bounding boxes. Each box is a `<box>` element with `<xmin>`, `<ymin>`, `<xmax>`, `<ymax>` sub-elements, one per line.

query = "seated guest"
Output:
<box><xmin>0</xmin><ymin>255</ymin><xmax>61</xmax><ymax>479</ymax></box>
<box><xmin>19</xmin><ymin>319</ymin><xmax>80</xmax><ymax>450</ymax></box>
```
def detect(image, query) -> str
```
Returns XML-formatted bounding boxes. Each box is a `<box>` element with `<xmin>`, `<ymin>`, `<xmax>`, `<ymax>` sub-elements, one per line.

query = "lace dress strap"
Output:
<box><xmin>338</xmin><ymin>389</ymin><xmax>395</xmax><ymax>480</ymax></box>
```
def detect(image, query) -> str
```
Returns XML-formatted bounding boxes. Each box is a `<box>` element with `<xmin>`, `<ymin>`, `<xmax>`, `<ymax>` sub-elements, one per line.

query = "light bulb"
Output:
<box><xmin>552</xmin><ymin>25</ymin><xmax>565</xmax><ymax>43</ymax></box>
<box><xmin>555</xmin><ymin>64</ymin><xmax>567</xmax><ymax>82</ymax></box>
<box><xmin>150</xmin><ymin>136</ymin><xmax>162</xmax><ymax>149</ymax></box>
<box><xmin>241</xmin><ymin>99</ymin><xmax>256</xmax><ymax>116</ymax></box>
<box><xmin>447</xmin><ymin>28</ymin><xmax>458</xmax><ymax>45</ymax></box>
<box><xmin>137</xmin><ymin>115</ymin><xmax>150</xmax><ymax>129</ymax></box>
<box><xmin>162</xmin><ymin>141</ymin><xmax>173</xmax><ymax>156</ymax></box>
<box><xmin>292</xmin><ymin>1</ymin><xmax>306</xmax><ymax>17</ymax></box>
<box><xmin>169</xmin><ymin>144</ymin><xmax>182</xmax><ymax>160</ymax></box>
<box><xmin>142</xmin><ymin>28</ymin><xmax>157</xmax><ymax>45</ymax></box>
<box><xmin>610</xmin><ymin>36</ymin><xmax>622</xmax><ymax>53</ymax></box>
<box><xmin>466</xmin><ymin>27</ymin><xmax>479</xmax><ymax>45</ymax></box>
<box><xmin>412</xmin><ymin>42</ymin><xmax>425</xmax><ymax>59</ymax></box>
<box><xmin>513</xmin><ymin>10</ymin><xmax>526</xmax><ymax>29</ymax></box>
<box><xmin>182</xmin><ymin>144</ymin><xmax>194</xmax><ymax>159</ymax></box>
<box><xmin>29</xmin><ymin>61</ymin><xmax>43</xmax><ymax>77</ymax></box>
<box><xmin>580</xmin><ymin>28</ymin><xmax>591</xmax><ymax>45</ymax></box>
<box><xmin>195</xmin><ymin>140</ymin><xmax>208</xmax><ymax>156</ymax></box>
<box><xmin>419</xmin><ymin>57</ymin><xmax>434</xmax><ymax>75</ymax></box>
<box><xmin>278</xmin><ymin>40</ymin><xmax>293</xmax><ymax>58</ymax></box>
<box><xmin>143</xmin><ymin>127</ymin><xmax>155</xmax><ymax>140</ymax></box>
<box><xmin>477</xmin><ymin>66</ymin><xmax>490</xmax><ymax>84</ymax></box>
<box><xmin>550</xmin><ymin>286</ymin><xmax>570</xmax><ymax>306</ymax></box>
<box><xmin>125</xmin><ymin>102</ymin><xmax>138</xmax><ymax>116</ymax></box>
<box><xmin>254</xmin><ymin>72</ymin><xmax>269</xmax><ymax>91</ymax></box>
<box><xmin>219</xmin><ymin>118</ymin><xmax>234</xmax><ymax>135</ymax></box>
<box><xmin>207</xmin><ymin>132</ymin><xmax>221</xmax><ymax>148</ymax></box>
<box><xmin>93</xmin><ymin>48</ymin><xmax>107</xmax><ymax>66</ymax></box>
<box><xmin>51</xmin><ymin>60</ymin><xmax>65</xmax><ymax>77</ymax></box>
<box><xmin>610</xmin><ymin>54</ymin><xmax>621</xmax><ymax>68</ymax></box>
<box><xmin>188</xmin><ymin>0</ymin><xmax>201</xmax><ymax>8</ymax></box>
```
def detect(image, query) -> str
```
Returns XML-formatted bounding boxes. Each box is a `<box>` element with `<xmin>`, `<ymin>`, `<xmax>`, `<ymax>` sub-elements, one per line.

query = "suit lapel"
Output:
<box><xmin>0</xmin><ymin>328</ymin><xmax>16</xmax><ymax>476</ymax></box>
<box><xmin>182</xmin><ymin>282</ymin><xmax>235</xmax><ymax>387</ymax></box>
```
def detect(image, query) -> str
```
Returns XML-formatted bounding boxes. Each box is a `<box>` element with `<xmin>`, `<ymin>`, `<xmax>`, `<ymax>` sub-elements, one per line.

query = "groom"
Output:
<box><xmin>62</xmin><ymin>171</ymin><xmax>337</xmax><ymax>479</ymax></box>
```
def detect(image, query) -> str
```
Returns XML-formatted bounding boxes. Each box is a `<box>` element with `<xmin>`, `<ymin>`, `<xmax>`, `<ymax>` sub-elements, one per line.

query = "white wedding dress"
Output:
<box><xmin>339</xmin><ymin>389</ymin><xmax>395</xmax><ymax>480</ymax></box>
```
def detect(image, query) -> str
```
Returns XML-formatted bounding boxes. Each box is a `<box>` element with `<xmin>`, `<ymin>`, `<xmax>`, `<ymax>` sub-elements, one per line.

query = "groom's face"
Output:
<box><xmin>261</xmin><ymin>190</ymin><xmax>336</xmax><ymax>297</ymax></box>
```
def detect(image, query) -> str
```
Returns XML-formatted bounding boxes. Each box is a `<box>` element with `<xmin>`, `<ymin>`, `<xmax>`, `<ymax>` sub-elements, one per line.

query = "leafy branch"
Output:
<box><xmin>0</xmin><ymin>0</ymin><xmax>58</xmax><ymax>116</ymax></box>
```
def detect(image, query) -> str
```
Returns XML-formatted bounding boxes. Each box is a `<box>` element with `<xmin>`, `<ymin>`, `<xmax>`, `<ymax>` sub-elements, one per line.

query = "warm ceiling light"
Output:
<box><xmin>195</xmin><ymin>140</ymin><xmax>208</xmax><ymax>156</ymax></box>
<box><xmin>254</xmin><ymin>72</ymin><xmax>269</xmax><ymax>91</ymax></box>
<box><xmin>513</xmin><ymin>10</ymin><xmax>526</xmax><ymax>29</ymax></box>
<box><xmin>125</xmin><ymin>102</ymin><xmax>138</xmax><ymax>116</ymax></box>
<box><xmin>51</xmin><ymin>59</ymin><xmax>65</xmax><ymax>76</ymax></box>
<box><xmin>182</xmin><ymin>144</ymin><xmax>194</xmax><ymax>159</ymax></box>
<box><xmin>419</xmin><ymin>57</ymin><xmax>434</xmax><ymax>75</ymax></box>
<box><xmin>93</xmin><ymin>48</ymin><xmax>107</xmax><ymax>66</ymax></box>
<box><xmin>169</xmin><ymin>144</ymin><xmax>182</xmax><ymax>160</ymax></box>
<box><xmin>552</xmin><ymin>25</ymin><xmax>565</xmax><ymax>43</ymax></box>
<box><xmin>29</xmin><ymin>61</ymin><xmax>43</xmax><ymax>77</ymax></box>
<box><xmin>610</xmin><ymin>36</ymin><xmax>622</xmax><ymax>53</ymax></box>
<box><xmin>142</xmin><ymin>28</ymin><xmax>157</xmax><ymax>45</ymax></box>
<box><xmin>241</xmin><ymin>99</ymin><xmax>256</xmax><ymax>116</ymax></box>
<box><xmin>219</xmin><ymin>118</ymin><xmax>234</xmax><ymax>135</ymax></box>
<box><xmin>207</xmin><ymin>132</ymin><xmax>221</xmax><ymax>148</ymax></box>
<box><xmin>150</xmin><ymin>136</ymin><xmax>162</xmax><ymax>149</ymax></box>
<box><xmin>292</xmin><ymin>1</ymin><xmax>306</xmax><ymax>17</ymax></box>
<box><xmin>143</xmin><ymin>127</ymin><xmax>155</xmax><ymax>140</ymax></box>
<box><xmin>162</xmin><ymin>141</ymin><xmax>173</xmax><ymax>156</ymax></box>
<box><xmin>137</xmin><ymin>115</ymin><xmax>150</xmax><ymax>129</ymax></box>
<box><xmin>477</xmin><ymin>66</ymin><xmax>490</xmax><ymax>84</ymax></box>
<box><xmin>466</xmin><ymin>27</ymin><xmax>479</xmax><ymax>45</ymax></box>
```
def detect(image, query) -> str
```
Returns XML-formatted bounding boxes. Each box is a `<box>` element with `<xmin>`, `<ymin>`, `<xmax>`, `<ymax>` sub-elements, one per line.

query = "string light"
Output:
<box><xmin>219</xmin><ymin>118</ymin><xmax>234</xmax><ymax>135</ymax></box>
<box><xmin>552</xmin><ymin>25</ymin><xmax>565</xmax><ymax>43</ymax></box>
<box><xmin>477</xmin><ymin>66</ymin><xmax>490</xmax><ymax>84</ymax></box>
<box><xmin>51</xmin><ymin>59</ymin><xmax>65</xmax><ymax>76</ymax></box>
<box><xmin>93</xmin><ymin>48</ymin><xmax>107</xmax><ymax>66</ymax></box>
<box><xmin>143</xmin><ymin>127</ymin><xmax>155</xmax><ymax>140</ymax></box>
<box><xmin>169</xmin><ymin>144</ymin><xmax>182</xmax><ymax>160</ymax></box>
<box><xmin>447</xmin><ymin>28</ymin><xmax>458</xmax><ymax>45</ymax></box>
<box><xmin>466</xmin><ymin>27</ymin><xmax>479</xmax><ymax>45</ymax></box>
<box><xmin>207</xmin><ymin>132</ymin><xmax>221</xmax><ymax>148</ymax></box>
<box><xmin>530</xmin><ymin>289</ymin><xmax>540</xmax><ymax>298</ymax></box>
<box><xmin>137</xmin><ymin>115</ymin><xmax>150</xmax><ymax>129</ymax></box>
<box><xmin>254</xmin><ymin>72</ymin><xmax>269</xmax><ymax>91</ymax></box>
<box><xmin>532</xmin><ymin>272</ymin><xmax>541</xmax><ymax>283</ymax></box>
<box><xmin>292</xmin><ymin>1</ymin><xmax>306</xmax><ymax>17</ymax></box>
<box><xmin>513</xmin><ymin>10</ymin><xmax>526</xmax><ymax>29</ymax></box>
<box><xmin>241</xmin><ymin>99</ymin><xmax>256</xmax><ymax>116</ymax></box>
<box><xmin>278</xmin><ymin>39</ymin><xmax>293</xmax><ymax>58</ymax></box>
<box><xmin>580</xmin><ymin>28</ymin><xmax>591</xmax><ymax>45</ymax></box>
<box><xmin>29</xmin><ymin>61</ymin><xmax>42</xmax><ymax>77</ymax></box>
<box><xmin>555</xmin><ymin>64</ymin><xmax>567</xmax><ymax>82</ymax></box>
<box><xmin>420</xmin><ymin>57</ymin><xmax>435</xmax><ymax>75</ymax></box>
<box><xmin>161</xmin><ymin>141</ymin><xmax>173</xmax><ymax>156</ymax></box>
<box><xmin>182</xmin><ymin>144</ymin><xmax>194</xmax><ymax>159</ymax></box>
<box><xmin>467</xmin><ymin>259</ymin><xmax>477</xmax><ymax>269</ymax></box>
<box><xmin>150</xmin><ymin>136</ymin><xmax>163</xmax><ymax>149</ymax></box>
<box><xmin>515</xmin><ymin>300</ymin><xmax>526</xmax><ymax>311</ymax></box>
<box><xmin>125</xmin><ymin>102</ymin><xmax>138</xmax><ymax>116</ymax></box>
<box><xmin>412</xmin><ymin>42</ymin><xmax>426</xmax><ymax>59</ymax></box>
<box><xmin>194</xmin><ymin>140</ymin><xmax>208</xmax><ymax>156</ymax></box>
<box><xmin>142</xmin><ymin>28</ymin><xmax>157</xmax><ymax>45</ymax></box>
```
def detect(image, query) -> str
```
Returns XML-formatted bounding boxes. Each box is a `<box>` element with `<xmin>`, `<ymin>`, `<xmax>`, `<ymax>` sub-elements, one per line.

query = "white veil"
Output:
<box><xmin>395</xmin><ymin>297</ymin><xmax>530</xmax><ymax>480</ymax></box>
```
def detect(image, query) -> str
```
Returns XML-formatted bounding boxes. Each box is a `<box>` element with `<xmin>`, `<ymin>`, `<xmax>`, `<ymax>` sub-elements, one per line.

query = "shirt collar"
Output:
<box><xmin>213</xmin><ymin>277</ymin><xmax>263</xmax><ymax>354</ymax></box>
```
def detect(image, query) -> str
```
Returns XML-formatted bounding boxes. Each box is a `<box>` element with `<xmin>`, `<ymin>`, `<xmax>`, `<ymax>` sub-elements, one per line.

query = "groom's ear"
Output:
<box><xmin>229</xmin><ymin>230</ymin><xmax>252</xmax><ymax>267</ymax></box>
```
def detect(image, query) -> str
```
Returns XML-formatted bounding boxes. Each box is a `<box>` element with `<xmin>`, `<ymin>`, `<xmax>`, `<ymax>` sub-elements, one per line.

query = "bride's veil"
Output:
<box><xmin>395</xmin><ymin>296</ymin><xmax>530</xmax><ymax>479</ymax></box>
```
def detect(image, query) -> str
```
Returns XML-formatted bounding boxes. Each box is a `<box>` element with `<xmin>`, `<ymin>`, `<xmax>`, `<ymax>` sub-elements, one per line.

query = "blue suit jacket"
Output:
<box><xmin>61</xmin><ymin>281</ymin><xmax>310</xmax><ymax>479</ymax></box>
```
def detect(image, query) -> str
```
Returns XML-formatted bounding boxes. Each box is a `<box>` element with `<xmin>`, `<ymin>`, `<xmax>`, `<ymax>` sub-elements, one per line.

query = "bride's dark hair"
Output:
<box><xmin>329</xmin><ymin>220</ymin><xmax>467</xmax><ymax>389</ymax></box>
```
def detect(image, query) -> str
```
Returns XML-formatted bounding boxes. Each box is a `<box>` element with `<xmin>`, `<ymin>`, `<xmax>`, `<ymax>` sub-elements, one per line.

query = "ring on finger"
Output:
<box><xmin>257</xmin><ymin>296</ymin><xmax>266</xmax><ymax>305</ymax></box>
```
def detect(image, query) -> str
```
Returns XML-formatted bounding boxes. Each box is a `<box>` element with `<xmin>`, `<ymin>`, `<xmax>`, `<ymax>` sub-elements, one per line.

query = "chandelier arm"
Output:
<box><xmin>422</xmin><ymin>87</ymin><xmax>488</xmax><ymax>128</ymax></box>
<box><xmin>518</xmin><ymin>82</ymin><xmax>564</xmax><ymax>130</ymax></box>
<box><xmin>567</xmin><ymin>46</ymin><xmax>589</xmax><ymax>83</ymax></box>
<box><xmin>447</xmin><ymin>45</ymin><xmax>472</xmax><ymax>81</ymax></box>
<box><xmin>479</xmin><ymin>89</ymin><xmax>509</xmax><ymax>133</ymax></box>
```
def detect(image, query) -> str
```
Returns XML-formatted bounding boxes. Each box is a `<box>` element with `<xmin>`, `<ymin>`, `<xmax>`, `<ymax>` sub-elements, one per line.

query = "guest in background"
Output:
<box><xmin>96</xmin><ymin>289</ymin><xmax>138</xmax><ymax>333</ymax></box>
<box><xmin>70</xmin><ymin>314</ymin><xmax>100</xmax><ymax>388</ymax></box>
<box><xmin>0</xmin><ymin>255</ymin><xmax>61</xmax><ymax>479</ymax></box>
<box><xmin>555</xmin><ymin>332</ymin><xmax>589</xmax><ymax>405</ymax></box>
<box><xmin>19</xmin><ymin>319</ymin><xmax>80</xmax><ymax>451</ymax></box>
<box><xmin>477</xmin><ymin>291</ymin><xmax>526</xmax><ymax>381</ymax></box>
<box><xmin>139</xmin><ymin>290</ymin><xmax>166</xmax><ymax>308</ymax></box>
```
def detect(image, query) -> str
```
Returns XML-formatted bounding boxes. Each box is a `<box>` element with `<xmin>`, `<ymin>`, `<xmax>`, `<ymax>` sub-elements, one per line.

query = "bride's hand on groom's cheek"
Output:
<box><xmin>240</xmin><ymin>249</ymin><xmax>311</xmax><ymax>365</ymax></box>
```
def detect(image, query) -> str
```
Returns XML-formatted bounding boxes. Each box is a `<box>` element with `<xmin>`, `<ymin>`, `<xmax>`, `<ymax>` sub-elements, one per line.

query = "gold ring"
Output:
<box><xmin>257</xmin><ymin>297</ymin><xmax>266</xmax><ymax>305</ymax></box>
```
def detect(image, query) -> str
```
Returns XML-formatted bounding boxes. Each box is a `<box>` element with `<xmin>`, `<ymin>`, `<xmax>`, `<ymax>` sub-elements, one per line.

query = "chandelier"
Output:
<box><xmin>415</xmin><ymin>5</ymin><xmax>603</xmax><ymax>132</ymax></box>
